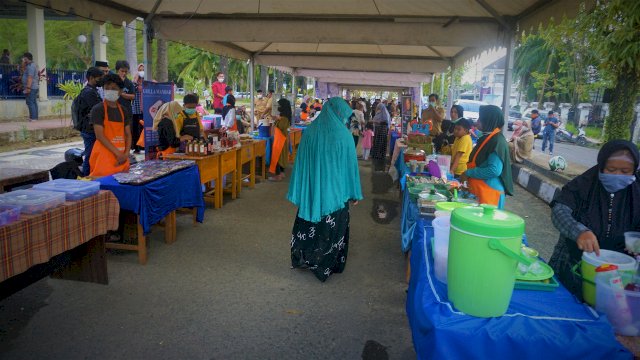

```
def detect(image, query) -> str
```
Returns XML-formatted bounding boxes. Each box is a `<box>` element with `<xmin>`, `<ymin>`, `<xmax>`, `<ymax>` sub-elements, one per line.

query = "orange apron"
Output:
<box><xmin>136</xmin><ymin>119</ymin><xmax>145</xmax><ymax>148</ymax></box>
<box><xmin>269</xmin><ymin>127</ymin><xmax>287</xmax><ymax>174</ymax></box>
<box><xmin>157</xmin><ymin>146</ymin><xmax>176</xmax><ymax>159</ymax></box>
<box><xmin>89</xmin><ymin>101</ymin><xmax>130</xmax><ymax>177</ymax></box>
<box><xmin>466</xmin><ymin>128</ymin><xmax>502</xmax><ymax>206</ymax></box>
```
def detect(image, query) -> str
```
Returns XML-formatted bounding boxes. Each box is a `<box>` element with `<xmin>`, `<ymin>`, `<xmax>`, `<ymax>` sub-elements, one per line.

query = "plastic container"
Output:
<box><xmin>33</xmin><ymin>179</ymin><xmax>100</xmax><ymax>201</ymax></box>
<box><xmin>624</xmin><ymin>231</ymin><xmax>640</xmax><ymax>254</ymax></box>
<box><xmin>596</xmin><ymin>277</ymin><xmax>640</xmax><ymax>336</ymax></box>
<box><xmin>418</xmin><ymin>190</ymin><xmax>447</xmax><ymax>216</ymax></box>
<box><xmin>0</xmin><ymin>190</ymin><xmax>65</xmax><ymax>215</ymax></box>
<box><xmin>448</xmin><ymin>205</ymin><xmax>530</xmax><ymax>317</ymax></box>
<box><xmin>432</xmin><ymin>216</ymin><xmax>451</xmax><ymax>283</ymax></box>
<box><xmin>436</xmin><ymin>155</ymin><xmax>451</xmax><ymax>171</ymax></box>
<box><xmin>258</xmin><ymin>124</ymin><xmax>272</xmax><ymax>138</ymax></box>
<box><xmin>0</xmin><ymin>205</ymin><xmax>21</xmax><ymax>226</ymax></box>
<box><xmin>435</xmin><ymin>202</ymin><xmax>470</xmax><ymax>213</ymax></box>
<box><xmin>581</xmin><ymin>250</ymin><xmax>636</xmax><ymax>306</ymax></box>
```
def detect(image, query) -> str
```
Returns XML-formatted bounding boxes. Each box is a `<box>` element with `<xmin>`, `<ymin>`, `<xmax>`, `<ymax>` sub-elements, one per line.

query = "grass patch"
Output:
<box><xmin>565</xmin><ymin>122</ymin><xmax>603</xmax><ymax>140</ymax></box>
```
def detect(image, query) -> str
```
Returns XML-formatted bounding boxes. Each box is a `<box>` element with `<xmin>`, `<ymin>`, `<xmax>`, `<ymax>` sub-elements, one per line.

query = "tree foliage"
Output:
<box><xmin>580</xmin><ymin>0</ymin><xmax>640</xmax><ymax>141</ymax></box>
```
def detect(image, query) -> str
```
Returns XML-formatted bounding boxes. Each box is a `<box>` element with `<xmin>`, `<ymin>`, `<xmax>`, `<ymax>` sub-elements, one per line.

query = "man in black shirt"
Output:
<box><xmin>77</xmin><ymin>67</ymin><xmax>104</xmax><ymax>176</ymax></box>
<box><xmin>115</xmin><ymin>60</ymin><xmax>136</xmax><ymax>110</ymax></box>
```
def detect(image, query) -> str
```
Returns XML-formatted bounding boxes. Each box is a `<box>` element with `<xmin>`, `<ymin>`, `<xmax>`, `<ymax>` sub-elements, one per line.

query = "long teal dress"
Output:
<box><xmin>287</xmin><ymin>98</ymin><xmax>363</xmax><ymax>281</ymax></box>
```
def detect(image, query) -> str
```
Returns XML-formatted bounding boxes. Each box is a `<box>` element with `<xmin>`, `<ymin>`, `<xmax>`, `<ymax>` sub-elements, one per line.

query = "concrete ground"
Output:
<box><xmin>0</xmin><ymin>160</ymin><xmax>415</xmax><ymax>359</ymax></box>
<box><xmin>0</xmin><ymin>153</ymin><xmax>561</xmax><ymax>359</ymax></box>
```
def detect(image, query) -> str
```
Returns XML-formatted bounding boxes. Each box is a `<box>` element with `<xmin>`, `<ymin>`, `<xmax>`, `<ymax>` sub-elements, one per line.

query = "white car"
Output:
<box><xmin>454</xmin><ymin>99</ymin><xmax>488</xmax><ymax>124</ymax></box>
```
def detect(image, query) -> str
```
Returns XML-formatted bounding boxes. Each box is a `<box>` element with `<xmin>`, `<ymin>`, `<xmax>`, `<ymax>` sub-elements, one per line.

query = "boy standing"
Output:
<box><xmin>89</xmin><ymin>74</ymin><xmax>132</xmax><ymax>177</ymax></box>
<box><xmin>450</xmin><ymin>119</ymin><xmax>473</xmax><ymax>177</ymax></box>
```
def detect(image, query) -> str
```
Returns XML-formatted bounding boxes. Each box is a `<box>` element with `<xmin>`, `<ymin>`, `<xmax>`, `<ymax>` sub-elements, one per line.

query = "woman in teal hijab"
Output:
<box><xmin>287</xmin><ymin>97</ymin><xmax>363</xmax><ymax>282</ymax></box>
<box><xmin>460</xmin><ymin>105</ymin><xmax>513</xmax><ymax>209</ymax></box>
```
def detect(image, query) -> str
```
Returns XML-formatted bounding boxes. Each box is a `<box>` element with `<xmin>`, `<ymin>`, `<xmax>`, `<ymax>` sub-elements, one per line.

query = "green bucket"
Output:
<box><xmin>448</xmin><ymin>205</ymin><xmax>529</xmax><ymax>318</ymax></box>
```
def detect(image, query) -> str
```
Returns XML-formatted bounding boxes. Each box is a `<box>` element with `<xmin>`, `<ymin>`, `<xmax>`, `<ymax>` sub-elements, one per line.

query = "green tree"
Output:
<box><xmin>178</xmin><ymin>47</ymin><xmax>219</xmax><ymax>89</ymax></box>
<box><xmin>580</xmin><ymin>0</ymin><xmax>640</xmax><ymax>141</ymax></box>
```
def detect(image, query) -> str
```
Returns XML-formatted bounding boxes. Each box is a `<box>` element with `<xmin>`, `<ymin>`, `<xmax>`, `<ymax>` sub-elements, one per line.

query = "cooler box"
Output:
<box><xmin>0</xmin><ymin>190</ymin><xmax>65</xmax><ymax>215</ymax></box>
<box><xmin>33</xmin><ymin>179</ymin><xmax>100</xmax><ymax>201</ymax></box>
<box><xmin>258</xmin><ymin>125</ymin><xmax>272</xmax><ymax>138</ymax></box>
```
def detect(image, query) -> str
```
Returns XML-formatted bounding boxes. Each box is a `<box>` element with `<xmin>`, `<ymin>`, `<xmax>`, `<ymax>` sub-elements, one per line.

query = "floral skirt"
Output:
<box><xmin>291</xmin><ymin>204</ymin><xmax>350</xmax><ymax>282</ymax></box>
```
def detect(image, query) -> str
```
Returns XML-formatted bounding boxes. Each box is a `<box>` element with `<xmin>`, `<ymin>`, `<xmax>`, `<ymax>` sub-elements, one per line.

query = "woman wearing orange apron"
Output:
<box><xmin>89</xmin><ymin>75</ymin><xmax>132</xmax><ymax>177</ymax></box>
<box><xmin>153</xmin><ymin>101</ymin><xmax>184</xmax><ymax>159</ymax></box>
<box><xmin>269</xmin><ymin>98</ymin><xmax>291</xmax><ymax>181</ymax></box>
<box><xmin>462</xmin><ymin>105</ymin><xmax>513</xmax><ymax>209</ymax></box>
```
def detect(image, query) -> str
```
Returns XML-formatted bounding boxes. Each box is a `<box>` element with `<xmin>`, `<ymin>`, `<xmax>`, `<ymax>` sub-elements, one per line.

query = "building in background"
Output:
<box><xmin>480</xmin><ymin>56</ymin><xmax>519</xmax><ymax>108</ymax></box>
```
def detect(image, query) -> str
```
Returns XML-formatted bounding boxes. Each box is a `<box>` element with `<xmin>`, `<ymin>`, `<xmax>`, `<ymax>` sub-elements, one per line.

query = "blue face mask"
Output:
<box><xmin>598</xmin><ymin>172</ymin><xmax>636</xmax><ymax>193</ymax></box>
<box><xmin>184</xmin><ymin>108</ymin><xmax>196</xmax><ymax>115</ymax></box>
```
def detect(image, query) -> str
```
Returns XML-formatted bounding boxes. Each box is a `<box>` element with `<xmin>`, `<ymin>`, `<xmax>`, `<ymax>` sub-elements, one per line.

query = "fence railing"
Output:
<box><xmin>0</xmin><ymin>64</ymin><xmax>84</xmax><ymax>99</ymax></box>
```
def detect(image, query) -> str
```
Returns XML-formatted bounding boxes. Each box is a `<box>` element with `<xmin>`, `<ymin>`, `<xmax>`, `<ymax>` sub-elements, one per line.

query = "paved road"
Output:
<box><xmin>505</xmin><ymin>130</ymin><xmax>598</xmax><ymax>168</ymax></box>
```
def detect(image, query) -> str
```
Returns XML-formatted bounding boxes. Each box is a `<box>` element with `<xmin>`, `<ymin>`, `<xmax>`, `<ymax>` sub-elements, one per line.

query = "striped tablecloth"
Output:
<box><xmin>0</xmin><ymin>190</ymin><xmax>119</xmax><ymax>282</ymax></box>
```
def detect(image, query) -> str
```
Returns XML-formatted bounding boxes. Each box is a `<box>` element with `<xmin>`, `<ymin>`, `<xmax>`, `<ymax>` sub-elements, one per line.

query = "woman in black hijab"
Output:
<box><xmin>549</xmin><ymin>140</ymin><xmax>640</xmax><ymax>298</ymax></box>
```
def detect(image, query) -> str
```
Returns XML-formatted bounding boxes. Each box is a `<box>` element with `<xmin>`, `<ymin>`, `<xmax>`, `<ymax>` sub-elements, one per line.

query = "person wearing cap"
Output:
<box><xmin>88</xmin><ymin>73</ymin><xmax>132</xmax><ymax>177</ymax></box>
<box><xmin>21</xmin><ymin>52</ymin><xmax>39</xmax><ymax>121</ymax></box>
<box><xmin>541</xmin><ymin>110</ymin><xmax>559</xmax><ymax>155</ymax></box>
<box><xmin>76</xmin><ymin>67</ymin><xmax>104</xmax><ymax>176</ymax></box>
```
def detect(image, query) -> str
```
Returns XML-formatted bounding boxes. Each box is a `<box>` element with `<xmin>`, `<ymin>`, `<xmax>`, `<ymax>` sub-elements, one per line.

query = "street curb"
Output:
<box><xmin>0</xmin><ymin>127</ymin><xmax>78</xmax><ymax>143</ymax></box>
<box><xmin>511</xmin><ymin>163</ymin><xmax>564</xmax><ymax>205</ymax></box>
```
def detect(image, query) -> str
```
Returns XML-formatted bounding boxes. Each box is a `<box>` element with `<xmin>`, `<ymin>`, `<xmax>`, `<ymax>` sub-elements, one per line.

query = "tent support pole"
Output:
<box><xmin>502</xmin><ymin>31</ymin><xmax>515</xmax><ymax>134</ymax></box>
<box><xmin>249</xmin><ymin>56</ymin><xmax>256</xmax><ymax>132</ymax></box>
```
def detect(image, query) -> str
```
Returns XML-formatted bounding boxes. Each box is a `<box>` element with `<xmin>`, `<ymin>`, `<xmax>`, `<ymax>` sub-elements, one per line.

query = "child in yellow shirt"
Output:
<box><xmin>450</xmin><ymin>118</ymin><xmax>473</xmax><ymax>177</ymax></box>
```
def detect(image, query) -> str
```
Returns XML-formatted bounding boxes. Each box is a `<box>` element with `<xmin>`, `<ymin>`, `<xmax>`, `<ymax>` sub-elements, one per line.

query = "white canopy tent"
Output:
<box><xmin>18</xmin><ymin>0</ymin><xmax>591</xmax><ymax>127</ymax></box>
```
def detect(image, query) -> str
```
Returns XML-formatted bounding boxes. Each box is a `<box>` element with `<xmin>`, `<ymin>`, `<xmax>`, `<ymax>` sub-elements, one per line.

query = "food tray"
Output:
<box><xmin>112</xmin><ymin>160</ymin><xmax>195</xmax><ymax>185</ymax></box>
<box><xmin>514</xmin><ymin>276</ymin><xmax>560</xmax><ymax>292</ymax></box>
<box><xmin>33</xmin><ymin>179</ymin><xmax>100</xmax><ymax>201</ymax></box>
<box><xmin>0</xmin><ymin>190</ymin><xmax>65</xmax><ymax>215</ymax></box>
<box><xmin>0</xmin><ymin>205</ymin><xmax>21</xmax><ymax>226</ymax></box>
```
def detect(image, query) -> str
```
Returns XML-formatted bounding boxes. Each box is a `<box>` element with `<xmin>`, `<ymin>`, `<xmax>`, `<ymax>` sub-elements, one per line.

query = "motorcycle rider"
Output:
<box><xmin>541</xmin><ymin>110</ymin><xmax>559</xmax><ymax>155</ymax></box>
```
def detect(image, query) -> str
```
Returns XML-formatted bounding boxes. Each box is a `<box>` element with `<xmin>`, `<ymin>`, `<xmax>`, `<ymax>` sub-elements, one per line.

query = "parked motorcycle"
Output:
<box><xmin>556</xmin><ymin>125</ymin><xmax>588</xmax><ymax>146</ymax></box>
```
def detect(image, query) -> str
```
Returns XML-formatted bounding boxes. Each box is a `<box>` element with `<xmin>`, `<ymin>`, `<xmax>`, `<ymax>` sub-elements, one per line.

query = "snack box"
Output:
<box><xmin>0</xmin><ymin>190</ymin><xmax>65</xmax><ymax>215</ymax></box>
<box><xmin>33</xmin><ymin>179</ymin><xmax>100</xmax><ymax>201</ymax></box>
<box><xmin>0</xmin><ymin>205</ymin><xmax>21</xmax><ymax>226</ymax></box>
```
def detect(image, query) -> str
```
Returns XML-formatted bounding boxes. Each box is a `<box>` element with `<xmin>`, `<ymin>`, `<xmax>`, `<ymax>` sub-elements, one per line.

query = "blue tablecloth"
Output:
<box><xmin>253</xmin><ymin>135</ymin><xmax>273</xmax><ymax>167</ymax></box>
<box><xmin>406</xmin><ymin>217</ymin><xmax>632</xmax><ymax>359</ymax></box>
<box><xmin>394</xmin><ymin>148</ymin><xmax>412</xmax><ymax>191</ymax></box>
<box><xmin>97</xmin><ymin>165</ymin><xmax>205</xmax><ymax>234</ymax></box>
<box><xmin>401</xmin><ymin>188</ymin><xmax>431</xmax><ymax>253</ymax></box>
<box><xmin>389</xmin><ymin>131</ymin><xmax>401</xmax><ymax>158</ymax></box>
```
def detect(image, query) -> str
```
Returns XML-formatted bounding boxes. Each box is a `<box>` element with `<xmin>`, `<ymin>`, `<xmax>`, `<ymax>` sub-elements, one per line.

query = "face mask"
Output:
<box><xmin>104</xmin><ymin>90</ymin><xmax>119</xmax><ymax>102</ymax></box>
<box><xmin>184</xmin><ymin>108</ymin><xmax>196</xmax><ymax>115</ymax></box>
<box><xmin>218</xmin><ymin>78</ymin><xmax>224</xmax><ymax>83</ymax></box>
<box><xmin>429</xmin><ymin>102</ymin><xmax>436</xmax><ymax>107</ymax></box>
<box><xmin>138</xmin><ymin>71</ymin><xmax>145</xmax><ymax>78</ymax></box>
<box><xmin>598</xmin><ymin>173</ymin><xmax>636</xmax><ymax>193</ymax></box>
<box><xmin>257</xmin><ymin>95</ymin><xmax>263</xmax><ymax>99</ymax></box>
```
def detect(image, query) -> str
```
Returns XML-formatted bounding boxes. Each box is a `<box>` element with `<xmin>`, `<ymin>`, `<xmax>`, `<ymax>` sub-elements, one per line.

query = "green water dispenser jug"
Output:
<box><xmin>447</xmin><ymin>205</ymin><xmax>531</xmax><ymax>317</ymax></box>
